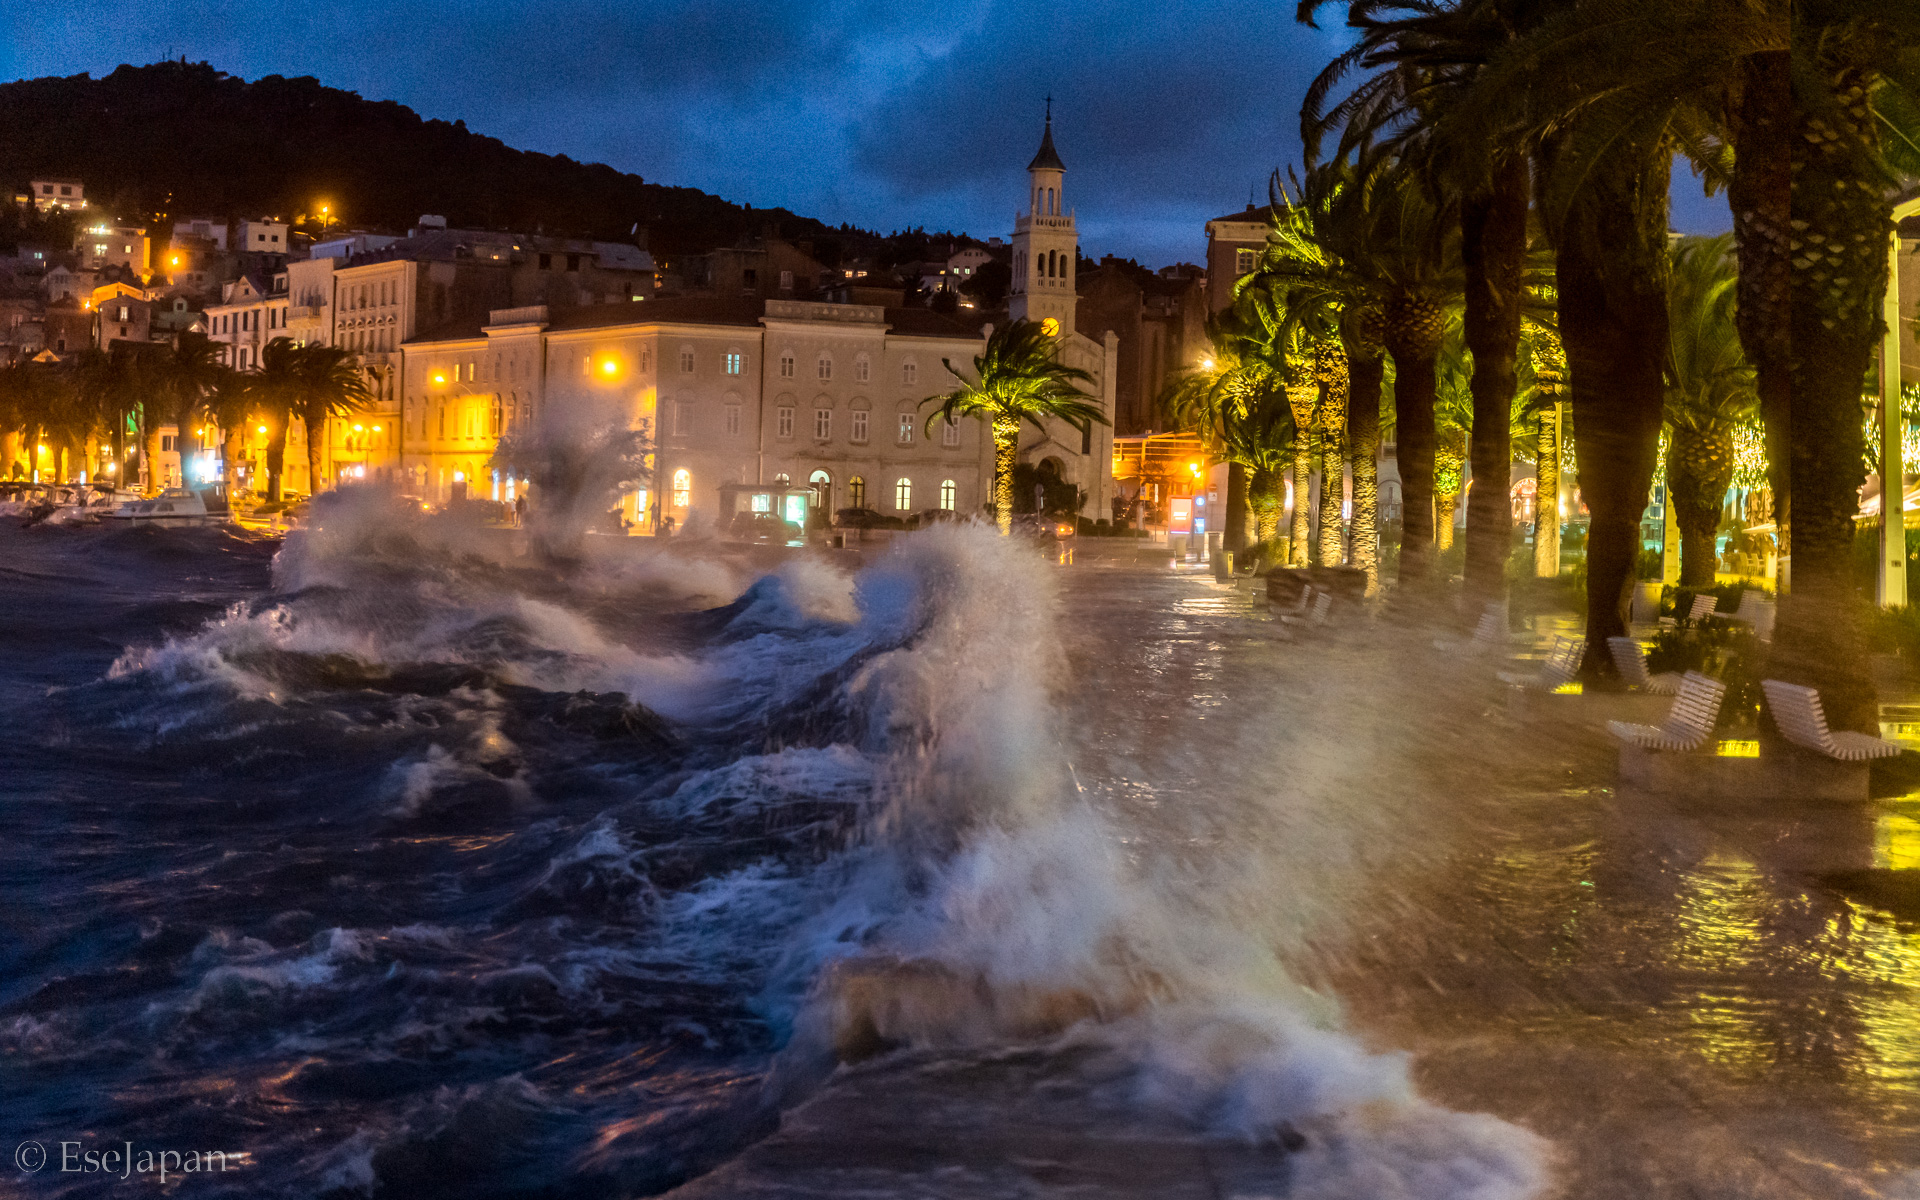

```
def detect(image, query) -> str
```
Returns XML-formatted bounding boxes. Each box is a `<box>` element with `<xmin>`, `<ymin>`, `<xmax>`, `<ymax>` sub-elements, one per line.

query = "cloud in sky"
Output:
<box><xmin>1</xmin><ymin>0</ymin><xmax>1730</xmax><ymax>266</ymax></box>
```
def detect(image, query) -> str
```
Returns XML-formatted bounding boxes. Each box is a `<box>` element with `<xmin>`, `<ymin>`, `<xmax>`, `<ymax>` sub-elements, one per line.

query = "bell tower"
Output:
<box><xmin>1010</xmin><ymin>99</ymin><xmax>1077</xmax><ymax>337</ymax></box>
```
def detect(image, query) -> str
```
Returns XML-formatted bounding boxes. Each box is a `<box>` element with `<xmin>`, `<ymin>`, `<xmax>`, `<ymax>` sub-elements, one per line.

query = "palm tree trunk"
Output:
<box><xmin>1316</xmin><ymin>340</ymin><xmax>1349</xmax><ymax>567</ymax></box>
<box><xmin>1384</xmin><ymin>330</ymin><xmax>1439</xmax><ymax>587</ymax></box>
<box><xmin>1250</xmin><ymin>466</ymin><xmax>1283</xmax><ymax>554</ymax></box>
<box><xmin>1435</xmin><ymin>491</ymin><xmax>1458</xmax><ymax>551</ymax></box>
<box><xmin>1669</xmin><ymin>431</ymin><xmax>1732</xmax><ymax>588</ymax></box>
<box><xmin>1534</xmin><ymin>404</ymin><xmax>1561</xmax><ymax>577</ymax></box>
<box><xmin>1772</xmin><ymin>66</ymin><xmax>1884</xmax><ymax>731</ymax></box>
<box><xmin>267</xmin><ymin>427</ymin><xmax>288</xmax><ymax>503</ymax></box>
<box><xmin>1553</xmin><ymin>147</ymin><xmax>1671</xmax><ymax>677</ymax></box>
<box><xmin>224</xmin><ymin>427</ymin><xmax>245</xmax><ymax>494</ymax></box>
<box><xmin>1225</xmin><ymin>461</ymin><xmax>1250</xmax><ymax>553</ymax></box>
<box><xmin>1461</xmin><ymin>155</ymin><xmax>1529</xmax><ymax>609</ymax></box>
<box><xmin>992</xmin><ymin>414</ymin><xmax>1019</xmax><ymax>534</ymax></box>
<box><xmin>141</xmin><ymin>409</ymin><xmax>163</xmax><ymax>494</ymax></box>
<box><xmin>1346</xmin><ymin>345</ymin><xmax>1384</xmax><ymax>594</ymax></box>
<box><xmin>1288</xmin><ymin>426</ymin><xmax>1313</xmax><ymax>566</ymax></box>
<box><xmin>1729</xmin><ymin>48</ymin><xmax>1792</xmax><ymax>551</ymax></box>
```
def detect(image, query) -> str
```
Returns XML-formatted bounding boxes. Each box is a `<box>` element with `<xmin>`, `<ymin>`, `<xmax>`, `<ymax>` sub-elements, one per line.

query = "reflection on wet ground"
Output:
<box><xmin>690</xmin><ymin>560</ymin><xmax>1920</xmax><ymax>1198</ymax></box>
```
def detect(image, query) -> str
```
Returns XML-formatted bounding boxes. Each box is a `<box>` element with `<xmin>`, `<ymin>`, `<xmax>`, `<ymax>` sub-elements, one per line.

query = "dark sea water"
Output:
<box><xmin>0</xmin><ymin>496</ymin><xmax>1549</xmax><ymax>1199</ymax></box>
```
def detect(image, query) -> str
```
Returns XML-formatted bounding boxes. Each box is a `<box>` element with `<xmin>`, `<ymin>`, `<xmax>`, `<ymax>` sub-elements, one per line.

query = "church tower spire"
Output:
<box><xmin>1010</xmin><ymin>99</ymin><xmax>1077</xmax><ymax>336</ymax></box>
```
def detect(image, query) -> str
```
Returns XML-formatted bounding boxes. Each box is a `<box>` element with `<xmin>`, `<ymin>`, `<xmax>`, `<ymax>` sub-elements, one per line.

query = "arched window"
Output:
<box><xmin>774</xmin><ymin>473</ymin><xmax>791</xmax><ymax>488</ymax></box>
<box><xmin>894</xmin><ymin>478</ymin><xmax>912</xmax><ymax>511</ymax></box>
<box><xmin>809</xmin><ymin>469</ymin><xmax>832</xmax><ymax>512</ymax></box>
<box><xmin>848</xmin><ymin>475</ymin><xmax>866</xmax><ymax>509</ymax></box>
<box><xmin>1048</xmin><ymin>187</ymin><xmax>1056</xmax><ymax>215</ymax></box>
<box><xmin>940</xmin><ymin>479</ymin><xmax>956</xmax><ymax>511</ymax></box>
<box><xmin>671</xmin><ymin>468</ymin><xmax>691</xmax><ymax>508</ymax></box>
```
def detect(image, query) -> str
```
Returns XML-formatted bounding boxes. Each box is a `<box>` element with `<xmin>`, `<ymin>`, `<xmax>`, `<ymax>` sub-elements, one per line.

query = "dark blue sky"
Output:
<box><xmin>2</xmin><ymin>0</ymin><xmax>1731</xmax><ymax>267</ymax></box>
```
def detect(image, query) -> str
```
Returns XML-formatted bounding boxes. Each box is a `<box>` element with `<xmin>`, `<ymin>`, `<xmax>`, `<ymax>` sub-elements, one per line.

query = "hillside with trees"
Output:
<box><xmin>0</xmin><ymin>61</ymin><xmax>840</xmax><ymax>256</ymax></box>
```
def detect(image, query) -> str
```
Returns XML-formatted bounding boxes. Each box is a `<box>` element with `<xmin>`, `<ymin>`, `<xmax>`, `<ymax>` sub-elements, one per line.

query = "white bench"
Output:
<box><xmin>1607</xmin><ymin>671</ymin><xmax>1726</xmax><ymax>751</ymax></box>
<box><xmin>1281</xmin><ymin>590</ymin><xmax>1333</xmax><ymax>628</ymax></box>
<box><xmin>1658</xmin><ymin>592</ymin><xmax>1718</xmax><ymax>629</ymax></box>
<box><xmin>1761</xmin><ymin>680</ymin><xmax>1902</xmax><ymax>761</ymax></box>
<box><xmin>1437</xmin><ymin>603</ymin><xmax>1506</xmax><ymax>654</ymax></box>
<box><xmin>1719</xmin><ymin>590</ymin><xmax>1776</xmax><ymax>640</ymax></box>
<box><xmin>1498</xmin><ymin>635</ymin><xmax>1584</xmax><ymax>691</ymax></box>
<box><xmin>1607</xmin><ymin>636</ymin><xmax>1685</xmax><ymax>695</ymax></box>
<box><xmin>1274</xmin><ymin>584</ymin><xmax>1314</xmax><ymax>618</ymax></box>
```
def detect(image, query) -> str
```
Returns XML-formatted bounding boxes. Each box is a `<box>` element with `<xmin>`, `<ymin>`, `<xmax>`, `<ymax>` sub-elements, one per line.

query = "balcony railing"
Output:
<box><xmin>486</xmin><ymin>305</ymin><xmax>549</xmax><ymax>327</ymax></box>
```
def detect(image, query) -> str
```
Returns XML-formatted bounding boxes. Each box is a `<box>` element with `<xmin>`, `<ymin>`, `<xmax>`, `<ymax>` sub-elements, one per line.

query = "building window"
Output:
<box><xmin>780</xmin><ymin>352</ymin><xmax>795</xmax><ymax>378</ymax></box>
<box><xmin>814</xmin><ymin>408</ymin><xmax>831</xmax><ymax>439</ymax></box>
<box><xmin>160</xmin><ymin>434</ymin><xmax>176</xmax><ymax>452</ymax></box>
<box><xmin>855</xmin><ymin>355</ymin><xmax>870</xmax><ymax>383</ymax></box>
<box><xmin>725</xmin><ymin>405</ymin><xmax>742</xmax><ymax>436</ymax></box>
<box><xmin>725</xmin><ymin>351</ymin><xmax>742</xmax><ymax>375</ymax></box>
<box><xmin>897</xmin><ymin>414</ymin><xmax>914</xmax><ymax>445</ymax></box>
<box><xmin>817</xmin><ymin>354</ymin><xmax>832</xmax><ymax>382</ymax></box>
<box><xmin>894</xmin><ymin>478</ymin><xmax>912</xmax><ymax>511</ymax></box>
<box><xmin>673</xmin><ymin>402</ymin><xmax>691</xmax><ymax>436</ymax></box>
<box><xmin>1236</xmin><ymin>248</ymin><xmax>1258</xmax><ymax>275</ymax></box>
<box><xmin>777</xmin><ymin>406</ymin><xmax>794</xmax><ymax>438</ymax></box>
<box><xmin>671</xmin><ymin>468</ymin><xmax>691</xmax><ymax>508</ymax></box>
<box><xmin>849</xmin><ymin>476</ymin><xmax>866</xmax><ymax>509</ymax></box>
<box><xmin>641</xmin><ymin>347</ymin><xmax>652</xmax><ymax>373</ymax></box>
<box><xmin>680</xmin><ymin>348</ymin><xmax>695</xmax><ymax>373</ymax></box>
<box><xmin>780</xmin><ymin>270</ymin><xmax>794</xmax><ymax>290</ymax></box>
<box><xmin>851</xmin><ymin>410</ymin><xmax>869</xmax><ymax>443</ymax></box>
<box><xmin>941</xmin><ymin>419</ymin><xmax>960</xmax><ymax>447</ymax></box>
<box><xmin>940</xmin><ymin>479</ymin><xmax>956</xmax><ymax>510</ymax></box>
<box><xmin>902</xmin><ymin>361</ymin><xmax>917</xmax><ymax>385</ymax></box>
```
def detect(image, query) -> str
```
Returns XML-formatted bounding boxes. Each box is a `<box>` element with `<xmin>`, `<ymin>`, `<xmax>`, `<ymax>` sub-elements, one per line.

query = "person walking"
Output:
<box><xmin>513</xmin><ymin>493</ymin><xmax>527</xmax><ymax>528</ymax></box>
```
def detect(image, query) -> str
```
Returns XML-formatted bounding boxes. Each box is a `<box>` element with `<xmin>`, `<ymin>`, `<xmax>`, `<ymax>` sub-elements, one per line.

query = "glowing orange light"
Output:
<box><xmin>600</xmin><ymin>358</ymin><xmax>618</xmax><ymax>376</ymax></box>
<box><xmin>432</xmin><ymin>372</ymin><xmax>447</xmax><ymax>386</ymax></box>
<box><xmin>1189</xmin><ymin>461</ymin><xmax>1203</xmax><ymax>477</ymax></box>
<box><xmin>1041</xmin><ymin>317</ymin><xmax>1060</xmax><ymax>337</ymax></box>
<box><xmin>257</xmin><ymin>425</ymin><xmax>268</xmax><ymax>434</ymax></box>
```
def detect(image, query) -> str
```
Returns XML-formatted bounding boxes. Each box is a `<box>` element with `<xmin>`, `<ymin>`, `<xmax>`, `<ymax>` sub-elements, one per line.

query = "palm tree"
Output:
<box><xmin>1778</xmin><ymin>0</ymin><xmax>1920</xmax><ymax>728</ymax></box>
<box><xmin>202</xmin><ymin>368</ymin><xmax>255</xmax><ymax>495</ymax></box>
<box><xmin>1314</xmin><ymin>338</ymin><xmax>1349</xmax><ymax>566</ymax></box>
<box><xmin>286</xmin><ymin>341</ymin><xmax>374</xmax><ymax>496</ymax></box>
<box><xmin>1298</xmin><ymin>0</ymin><xmax>1544</xmax><ymax>608</ymax></box>
<box><xmin>1661</xmin><ymin>236</ymin><xmax>1757</xmax><ymax>587</ymax></box>
<box><xmin>250</xmin><ymin>339</ymin><xmax>303</xmax><ymax>503</ymax></box>
<box><xmin>922</xmin><ymin>319</ymin><xmax>1106</xmax><ymax>534</ymax></box>
<box><xmin>1525</xmin><ymin>318</ymin><xmax>1567</xmax><ymax>578</ymax></box>
<box><xmin>158</xmin><ymin>333</ymin><xmax>227</xmax><ymax>487</ymax></box>
<box><xmin>1161</xmin><ymin>310</ymin><xmax>1299</xmax><ymax>567</ymax></box>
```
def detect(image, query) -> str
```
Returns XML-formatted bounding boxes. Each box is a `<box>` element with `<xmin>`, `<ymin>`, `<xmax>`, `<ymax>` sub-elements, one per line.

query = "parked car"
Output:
<box><xmin>728</xmin><ymin>511</ymin><xmax>803</xmax><ymax>543</ymax></box>
<box><xmin>834</xmin><ymin>507</ymin><xmax>900</xmax><ymax>530</ymax></box>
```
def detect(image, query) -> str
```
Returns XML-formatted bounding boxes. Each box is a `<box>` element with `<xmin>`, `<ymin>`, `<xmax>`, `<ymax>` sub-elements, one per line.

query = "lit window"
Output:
<box><xmin>814</xmin><ymin>408</ymin><xmax>831</xmax><ymax>439</ymax></box>
<box><xmin>895</xmin><ymin>478</ymin><xmax>912</xmax><ymax>511</ymax></box>
<box><xmin>725</xmin><ymin>405</ymin><xmax>741</xmax><ymax>436</ymax></box>
<box><xmin>671</xmin><ymin>468</ymin><xmax>691</xmax><ymax>508</ymax></box>
<box><xmin>902</xmin><ymin>361</ymin><xmax>917</xmax><ymax>385</ymax></box>
<box><xmin>942</xmin><ymin>419</ymin><xmax>960</xmax><ymax>447</ymax></box>
<box><xmin>851</xmin><ymin>410</ymin><xmax>869</xmax><ymax>443</ymax></box>
<box><xmin>777</xmin><ymin>406</ymin><xmax>794</xmax><ymax>438</ymax></box>
<box><xmin>817</xmin><ymin>354</ymin><xmax>832</xmax><ymax>382</ymax></box>
<box><xmin>855</xmin><ymin>356</ymin><xmax>870</xmax><ymax>383</ymax></box>
<box><xmin>725</xmin><ymin>351</ymin><xmax>742</xmax><ymax>375</ymax></box>
<box><xmin>940</xmin><ymin>479</ymin><xmax>956</xmax><ymax>510</ymax></box>
<box><xmin>680</xmin><ymin>348</ymin><xmax>695</xmax><ymax>373</ymax></box>
<box><xmin>849</xmin><ymin>476</ymin><xmax>866</xmax><ymax>508</ymax></box>
<box><xmin>780</xmin><ymin>352</ymin><xmax>795</xmax><ymax>378</ymax></box>
<box><xmin>897</xmin><ymin>414</ymin><xmax>914</xmax><ymax>445</ymax></box>
<box><xmin>582</xmin><ymin>355</ymin><xmax>591</xmax><ymax>377</ymax></box>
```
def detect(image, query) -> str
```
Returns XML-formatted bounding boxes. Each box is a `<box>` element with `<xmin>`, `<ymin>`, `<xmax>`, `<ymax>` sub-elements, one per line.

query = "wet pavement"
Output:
<box><xmin>678</xmin><ymin>554</ymin><xmax>1920</xmax><ymax>1199</ymax></box>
